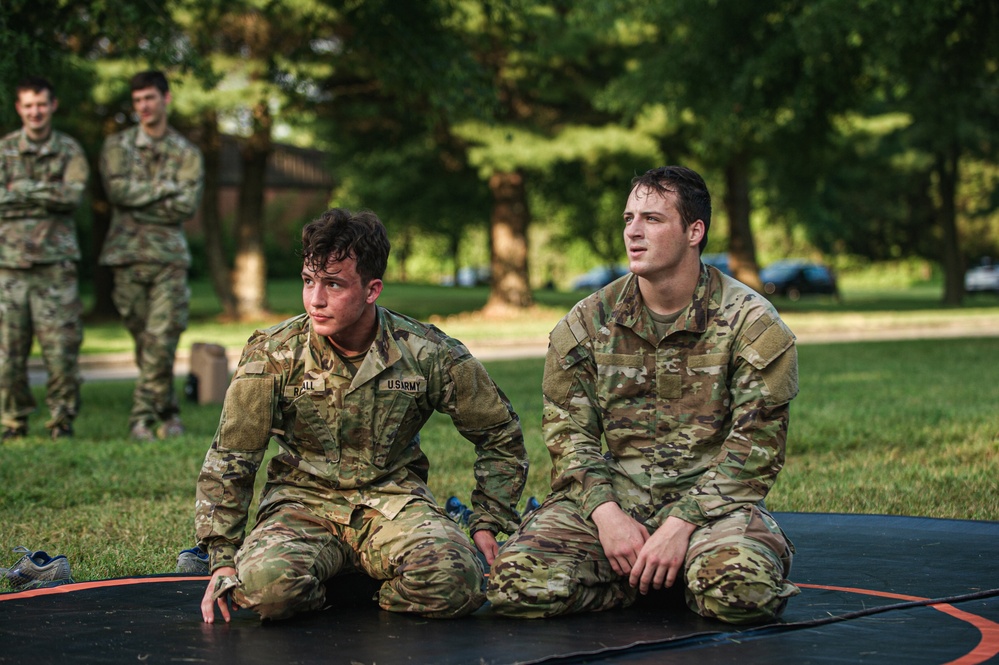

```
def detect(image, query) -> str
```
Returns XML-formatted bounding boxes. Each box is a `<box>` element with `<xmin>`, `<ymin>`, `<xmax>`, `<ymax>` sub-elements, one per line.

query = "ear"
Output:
<box><xmin>51</xmin><ymin>98</ymin><xmax>59</xmax><ymax>113</ymax></box>
<box><xmin>688</xmin><ymin>219</ymin><xmax>706</xmax><ymax>248</ymax></box>
<box><xmin>365</xmin><ymin>279</ymin><xmax>384</xmax><ymax>304</ymax></box>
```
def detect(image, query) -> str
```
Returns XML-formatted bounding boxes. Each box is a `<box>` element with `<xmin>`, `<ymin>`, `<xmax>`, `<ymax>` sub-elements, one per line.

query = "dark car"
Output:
<box><xmin>759</xmin><ymin>260</ymin><xmax>839</xmax><ymax>301</ymax></box>
<box><xmin>572</xmin><ymin>265</ymin><xmax>629</xmax><ymax>292</ymax></box>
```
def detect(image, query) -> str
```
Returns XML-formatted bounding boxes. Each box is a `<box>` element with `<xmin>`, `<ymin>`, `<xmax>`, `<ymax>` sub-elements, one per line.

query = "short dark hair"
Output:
<box><xmin>631</xmin><ymin>166</ymin><xmax>712</xmax><ymax>252</ymax></box>
<box><xmin>301</xmin><ymin>208</ymin><xmax>390</xmax><ymax>283</ymax></box>
<box><xmin>129</xmin><ymin>70</ymin><xmax>170</xmax><ymax>95</ymax></box>
<box><xmin>16</xmin><ymin>77</ymin><xmax>55</xmax><ymax>99</ymax></box>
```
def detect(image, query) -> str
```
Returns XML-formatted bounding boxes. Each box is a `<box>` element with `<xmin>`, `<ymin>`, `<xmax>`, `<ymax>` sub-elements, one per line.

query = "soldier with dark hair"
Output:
<box><xmin>488</xmin><ymin>166</ymin><xmax>799</xmax><ymax>624</ymax></box>
<box><xmin>196</xmin><ymin>208</ymin><xmax>528</xmax><ymax>623</ymax></box>
<box><xmin>0</xmin><ymin>76</ymin><xmax>88</xmax><ymax>440</ymax></box>
<box><xmin>99</xmin><ymin>69</ymin><xmax>204</xmax><ymax>441</ymax></box>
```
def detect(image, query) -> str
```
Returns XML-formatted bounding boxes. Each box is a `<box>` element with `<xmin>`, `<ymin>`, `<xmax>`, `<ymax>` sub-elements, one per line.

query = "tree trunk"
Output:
<box><xmin>484</xmin><ymin>171</ymin><xmax>534</xmax><ymax>313</ymax></box>
<box><xmin>723</xmin><ymin>156</ymin><xmax>762</xmax><ymax>292</ymax></box>
<box><xmin>936</xmin><ymin>147</ymin><xmax>964</xmax><ymax>306</ymax></box>
<box><xmin>196</xmin><ymin>111</ymin><xmax>237</xmax><ymax>319</ymax></box>
<box><xmin>232</xmin><ymin>101</ymin><xmax>272</xmax><ymax>321</ymax></box>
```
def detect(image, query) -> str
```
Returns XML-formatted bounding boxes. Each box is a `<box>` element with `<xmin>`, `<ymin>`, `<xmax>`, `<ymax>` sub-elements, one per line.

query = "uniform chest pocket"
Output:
<box><xmin>370</xmin><ymin>389</ymin><xmax>420</xmax><ymax>468</ymax></box>
<box><xmin>289</xmin><ymin>392</ymin><xmax>339</xmax><ymax>462</ymax></box>
<box><xmin>684</xmin><ymin>353</ymin><xmax>730</xmax><ymax>405</ymax></box>
<box><xmin>595</xmin><ymin>352</ymin><xmax>652</xmax><ymax>395</ymax></box>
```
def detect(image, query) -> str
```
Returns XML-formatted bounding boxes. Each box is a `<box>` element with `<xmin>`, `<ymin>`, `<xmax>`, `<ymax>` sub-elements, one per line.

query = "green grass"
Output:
<box><xmin>2</xmin><ymin>336</ymin><xmax>997</xmax><ymax>584</ymax></box>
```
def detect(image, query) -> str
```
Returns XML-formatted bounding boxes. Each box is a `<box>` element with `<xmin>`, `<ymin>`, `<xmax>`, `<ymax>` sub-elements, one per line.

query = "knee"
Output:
<box><xmin>486</xmin><ymin>550</ymin><xmax>573</xmax><ymax>618</ymax></box>
<box><xmin>389</xmin><ymin>542</ymin><xmax>485</xmax><ymax>619</ymax></box>
<box><xmin>234</xmin><ymin>562</ymin><xmax>324</xmax><ymax>621</ymax></box>
<box><xmin>685</xmin><ymin>546</ymin><xmax>798</xmax><ymax>625</ymax></box>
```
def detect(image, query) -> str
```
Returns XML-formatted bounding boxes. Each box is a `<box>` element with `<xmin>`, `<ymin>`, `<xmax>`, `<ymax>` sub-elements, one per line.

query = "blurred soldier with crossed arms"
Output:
<box><xmin>99</xmin><ymin>70</ymin><xmax>204</xmax><ymax>441</ymax></box>
<box><xmin>0</xmin><ymin>77</ymin><xmax>88</xmax><ymax>441</ymax></box>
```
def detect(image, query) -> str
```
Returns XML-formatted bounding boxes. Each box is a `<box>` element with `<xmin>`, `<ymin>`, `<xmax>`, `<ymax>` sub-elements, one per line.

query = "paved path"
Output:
<box><xmin>28</xmin><ymin>317</ymin><xmax>999</xmax><ymax>385</ymax></box>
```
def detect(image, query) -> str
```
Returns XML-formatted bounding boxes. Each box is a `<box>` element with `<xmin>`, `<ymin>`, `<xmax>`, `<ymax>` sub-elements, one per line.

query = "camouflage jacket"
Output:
<box><xmin>98</xmin><ymin>125</ymin><xmax>203</xmax><ymax>267</ymax></box>
<box><xmin>0</xmin><ymin>129</ymin><xmax>88</xmax><ymax>267</ymax></box>
<box><xmin>542</xmin><ymin>265</ymin><xmax>798</xmax><ymax>529</ymax></box>
<box><xmin>196</xmin><ymin>307</ymin><xmax>528</xmax><ymax>570</ymax></box>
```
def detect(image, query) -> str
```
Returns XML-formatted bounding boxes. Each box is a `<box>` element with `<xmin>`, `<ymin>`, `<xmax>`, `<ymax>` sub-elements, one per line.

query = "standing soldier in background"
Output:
<box><xmin>0</xmin><ymin>77</ymin><xmax>88</xmax><ymax>441</ymax></box>
<box><xmin>99</xmin><ymin>70</ymin><xmax>204</xmax><ymax>441</ymax></box>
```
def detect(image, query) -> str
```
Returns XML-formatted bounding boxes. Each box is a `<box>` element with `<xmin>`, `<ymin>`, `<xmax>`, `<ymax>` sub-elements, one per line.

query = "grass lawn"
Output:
<box><xmin>2</xmin><ymin>335</ymin><xmax>997</xmax><ymax>583</ymax></box>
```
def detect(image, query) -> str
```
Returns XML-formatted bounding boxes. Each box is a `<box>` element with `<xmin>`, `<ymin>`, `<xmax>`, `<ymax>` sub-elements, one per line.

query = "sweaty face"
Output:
<box><xmin>15</xmin><ymin>89</ymin><xmax>57</xmax><ymax>141</ymax></box>
<box><xmin>131</xmin><ymin>86</ymin><xmax>170</xmax><ymax>133</ymax></box>
<box><xmin>302</xmin><ymin>256</ymin><xmax>383</xmax><ymax>354</ymax></box>
<box><xmin>623</xmin><ymin>186</ymin><xmax>702</xmax><ymax>282</ymax></box>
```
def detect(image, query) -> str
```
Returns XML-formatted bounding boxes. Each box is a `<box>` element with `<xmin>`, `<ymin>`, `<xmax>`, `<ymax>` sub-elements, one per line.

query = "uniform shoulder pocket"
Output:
<box><xmin>219</xmin><ymin>374</ymin><xmax>275</xmax><ymax>451</ymax></box>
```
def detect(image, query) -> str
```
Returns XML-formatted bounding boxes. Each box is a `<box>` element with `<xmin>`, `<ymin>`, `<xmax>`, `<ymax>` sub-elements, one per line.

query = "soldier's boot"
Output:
<box><xmin>50</xmin><ymin>423</ymin><xmax>74</xmax><ymax>440</ymax></box>
<box><xmin>2</xmin><ymin>423</ymin><xmax>28</xmax><ymax>442</ymax></box>
<box><xmin>158</xmin><ymin>415</ymin><xmax>185</xmax><ymax>439</ymax></box>
<box><xmin>130</xmin><ymin>421</ymin><xmax>156</xmax><ymax>442</ymax></box>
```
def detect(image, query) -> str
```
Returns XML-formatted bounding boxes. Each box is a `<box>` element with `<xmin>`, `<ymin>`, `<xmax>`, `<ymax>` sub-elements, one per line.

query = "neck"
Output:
<box><xmin>24</xmin><ymin>127</ymin><xmax>51</xmax><ymax>143</ymax></box>
<box><xmin>327</xmin><ymin>306</ymin><xmax>378</xmax><ymax>356</ymax></box>
<box><xmin>141</xmin><ymin>121</ymin><xmax>168</xmax><ymax>140</ymax></box>
<box><xmin>636</xmin><ymin>258</ymin><xmax>701</xmax><ymax>315</ymax></box>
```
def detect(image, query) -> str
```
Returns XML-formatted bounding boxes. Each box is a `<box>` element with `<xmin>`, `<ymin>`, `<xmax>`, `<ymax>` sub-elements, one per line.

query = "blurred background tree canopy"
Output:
<box><xmin>1</xmin><ymin>0</ymin><xmax>997</xmax><ymax>313</ymax></box>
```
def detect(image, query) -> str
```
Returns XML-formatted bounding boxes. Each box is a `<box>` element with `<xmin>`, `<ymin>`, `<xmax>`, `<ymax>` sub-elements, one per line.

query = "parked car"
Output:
<box><xmin>572</xmin><ymin>265</ymin><xmax>629</xmax><ymax>292</ymax></box>
<box><xmin>701</xmin><ymin>253</ymin><xmax>732</xmax><ymax>276</ymax></box>
<box><xmin>965</xmin><ymin>260</ymin><xmax>999</xmax><ymax>293</ymax></box>
<box><xmin>759</xmin><ymin>260</ymin><xmax>839</xmax><ymax>301</ymax></box>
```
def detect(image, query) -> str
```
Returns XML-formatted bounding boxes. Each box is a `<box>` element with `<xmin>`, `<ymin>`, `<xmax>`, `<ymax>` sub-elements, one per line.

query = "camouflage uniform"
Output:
<box><xmin>195</xmin><ymin>307</ymin><xmax>528</xmax><ymax>620</ymax></box>
<box><xmin>0</xmin><ymin>128</ymin><xmax>88</xmax><ymax>434</ymax></box>
<box><xmin>98</xmin><ymin>125</ymin><xmax>203</xmax><ymax>431</ymax></box>
<box><xmin>488</xmin><ymin>266</ymin><xmax>800</xmax><ymax>624</ymax></box>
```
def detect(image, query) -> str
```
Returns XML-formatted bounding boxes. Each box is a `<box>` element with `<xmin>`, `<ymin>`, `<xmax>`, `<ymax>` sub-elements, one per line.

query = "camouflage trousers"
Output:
<box><xmin>487</xmin><ymin>498</ymin><xmax>798</xmax><ymax>624</ymax></box>
<box><xmin>111</xmin><ymin>263</ymin><xmax>189</xmax><ymax>428</ymax></box>
<box><xmin>0</xmin><ymin>263</ymin><xmax>83</xmax><ymax>431</ymax></box>
<box><xmin>227</xmin><ymin>500</ymin><xmax>486</xmax><ymax>621</ymax></box>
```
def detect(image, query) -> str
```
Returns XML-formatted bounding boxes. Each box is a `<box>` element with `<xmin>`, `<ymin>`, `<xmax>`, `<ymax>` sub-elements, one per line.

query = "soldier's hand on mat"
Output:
<box><xmin>201</xmin><ymin>566</ymin><xmax>240</xmax><ymax>624</ymax></box>
<box><xmin>592</xmin><ymin>502</ymin><xmax>648</xmax><ymax>576</ymax></box>
<box><xmin>473</xmin><ymin>529</ymin><xmax>500</xmax><ymax>565</ymax></box>
<box><xmin>629</xmin><ymin>516</ymin><xmax>696</xmax><ymax>594</ymax></box>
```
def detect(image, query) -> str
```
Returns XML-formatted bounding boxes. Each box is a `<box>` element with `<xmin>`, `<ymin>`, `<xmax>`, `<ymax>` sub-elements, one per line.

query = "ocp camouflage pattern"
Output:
<box><xmin>196</xmin><ymin>306</ymin><xmax>528</xmax><ymax>570</ymax></box>
<box><xmin>540</xmin><ymin>265</ymin><xmax>798</xmax><ymax>528</ymax></box>
<box><xmin>0</xmin><ymin>129</ymin><xmax>88</xmax><ymax>267</ymax></box>
<box><xmin>99</xmin><ymin>125</ymin><xmax>203</xmax><ymax>268</ymax></box>
<box><xmin>0</xmin><ymin>129</ymin><xmax>87</xmax><ymax>430</ymax></box>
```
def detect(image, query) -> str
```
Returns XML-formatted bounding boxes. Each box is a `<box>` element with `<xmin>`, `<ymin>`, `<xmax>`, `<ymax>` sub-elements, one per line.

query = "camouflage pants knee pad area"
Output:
<box><xmin>684</xmin><ymin>544</ymin><xmax>797</xmax><ymax>624</ymax></box>
<box><xmin>486</xmin><ymin>499</ymin><xmax>635</xmax><ymax>618</ymax></box>
<box><xmin>232</xmin><ymin>562</ymin><xmax>328</xmax><ymax>621</ymax></box>
<box><xmin>379</xmin><ymin>539</ymin><xmax>486</xmax><ymax>619</ymax></box>
<box><xmin>487</xmin><ymin>551</ymin><xmax>634</xmax><ymax>618</ymax></box>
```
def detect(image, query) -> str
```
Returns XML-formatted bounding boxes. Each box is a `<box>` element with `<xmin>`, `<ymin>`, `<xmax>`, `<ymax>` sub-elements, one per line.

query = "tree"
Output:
<box><xmin>595</xmin><ymin>0</ymin><xmax>870</xmax><ymax>290</ymax></box>
<box><xmin>863</xmin><ymin>0</ymin><xmax>999</xmax><ymax>305</ymax></box>
<box><xmin>451</xmin><ymin>1</ymin><xmax>657</xmax><ymax>312</ymax></box>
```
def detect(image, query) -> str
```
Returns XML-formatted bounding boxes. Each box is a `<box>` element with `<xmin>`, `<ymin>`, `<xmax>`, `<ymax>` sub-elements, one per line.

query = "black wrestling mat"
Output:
<box><xmin>2</xmin><ymin>513</ymin><xmax>998</xmax><ymax>665</ymax></box>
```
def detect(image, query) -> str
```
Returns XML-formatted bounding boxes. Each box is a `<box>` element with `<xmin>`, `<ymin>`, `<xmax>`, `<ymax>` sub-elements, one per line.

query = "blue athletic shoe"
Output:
<box><xmin>445</xmin><ymin>496</ymin><xmax>472</xmax><ymax>526</ymax></box>
<box><xmin>1</xmin><ymin>546</ymin><xmax>74</xmax><ymax>589</ymax></box>
<box><xmin>175</xmin><ymin>546</ymin><xmax>210</xmax><ymax>575</ymax></box>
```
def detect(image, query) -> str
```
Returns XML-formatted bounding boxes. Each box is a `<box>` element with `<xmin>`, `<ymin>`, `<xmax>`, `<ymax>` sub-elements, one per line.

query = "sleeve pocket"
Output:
<box><xmin>218</xmin><ymin>375</ymin><xmax>275</xmax><ymax>451</ymax></box>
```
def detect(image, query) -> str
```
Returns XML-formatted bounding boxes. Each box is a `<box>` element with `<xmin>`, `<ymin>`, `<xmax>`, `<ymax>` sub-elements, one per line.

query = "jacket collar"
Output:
<box><xmin>610</xmin><ymin>264</ymin><xmax>714</xmax><ymax>343</ymax></box>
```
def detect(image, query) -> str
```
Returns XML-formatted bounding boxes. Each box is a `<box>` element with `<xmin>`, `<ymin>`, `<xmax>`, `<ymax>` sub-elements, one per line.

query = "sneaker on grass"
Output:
<box><xmin>1</xmin><ymin>546</ymin><xmax>74</xmax><ymax>589</ymax></box>
<box><xmin>176</xmin><ymin>546</ymin><xmax>210</xmax><ymax>575</ymax></box>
